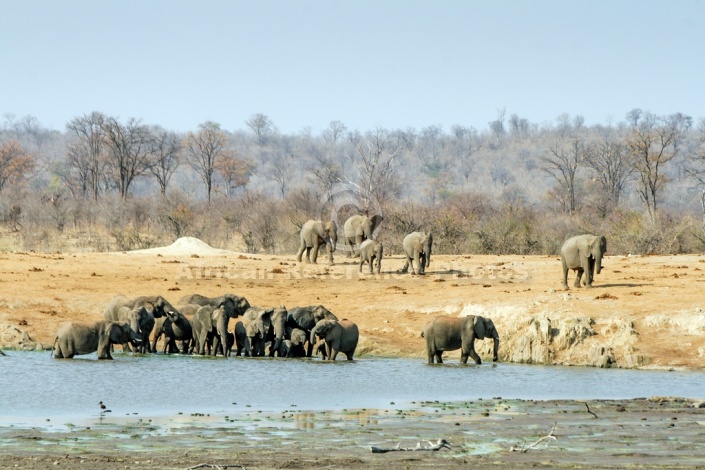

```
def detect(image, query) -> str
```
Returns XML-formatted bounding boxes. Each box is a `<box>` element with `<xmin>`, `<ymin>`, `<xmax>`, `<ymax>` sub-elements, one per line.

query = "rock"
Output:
<box><xmin>0</xmin><ymin>323</ymin><xmax>44</xmax><ymax>351</ymax></box>
<box><xmin>588</xmin><ymin>345</ymin><xmax>614</xmax><ymax>368</ymax></box>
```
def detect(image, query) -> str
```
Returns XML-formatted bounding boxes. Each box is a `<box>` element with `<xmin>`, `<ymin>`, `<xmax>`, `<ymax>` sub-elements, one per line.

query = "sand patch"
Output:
<box><xmin>123</xmin><ymin>237</ymin><xmax>237</xmax><ymax>257</ymax></box>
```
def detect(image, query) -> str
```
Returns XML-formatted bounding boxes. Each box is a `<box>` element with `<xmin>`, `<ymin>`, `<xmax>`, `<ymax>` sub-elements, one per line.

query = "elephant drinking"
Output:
<box><xmin>53</xmin><ymin>320</ymin><xmax>141</xmax><ymax>360</ymax></box>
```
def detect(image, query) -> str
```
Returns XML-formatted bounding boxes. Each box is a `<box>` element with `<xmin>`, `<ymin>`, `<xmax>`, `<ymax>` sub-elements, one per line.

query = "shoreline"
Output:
<box><xmin>2</xmin><ymin>397</ymin><xmax>704</xmax><ymax>469</ymax></box>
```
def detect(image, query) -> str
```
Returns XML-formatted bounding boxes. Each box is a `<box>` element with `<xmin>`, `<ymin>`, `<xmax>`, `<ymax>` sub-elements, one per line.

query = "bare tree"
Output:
<box><xmin>322</xmin><ymin>120</ymin><xmax>347</xmax><ymax>145</ymax></box>
<box><xmin>627</xmin><ymin>113</ymin><xmax>683</xmax><ymax>220</ymax></box>
<box><xmin>0</xmin><ymin>140</ymin><xmax>35</xmax><ymax>191</ymax></box>
<box><xmin>66</xmin><ymin>112</ymin><xmax>106</xmax><ymax>200</ymax></box>
<box><xmin>348</xmin><ymin>127</ymin><xmax>402</xmax><ymax>210</ymax></box>
<box><xmin>183</xmin><ymin>122</ymin><xmax>227</xmax><ymax>205</ymax></box>
<box><xmin>583</xmin><ymin>131</ymin><xmax>634</xmax><ymax>217</ymax></box>
<box><xmin>147</xmin><ymin>127</ymin><xmax>181</xmax><ymax>197</ymax></box>
<box><xmin>101</xmin><ymin>116</ymin><xmax>152</xmax><ymax>199</ymax></box>
<box><xmin>541</xmin><ymin>135</ymin><xmax>589</xmax><ymax>214</ymax></box>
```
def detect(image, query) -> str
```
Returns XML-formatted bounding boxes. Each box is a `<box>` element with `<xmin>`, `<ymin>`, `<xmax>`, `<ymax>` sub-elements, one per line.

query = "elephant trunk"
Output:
<box><xmin>310</xmin><ymin>325</ymin><xmax>321</xmax><ymax>347</ymax></box>
<box><xmin>595</xmin><ymin>252</ymin><xmax>602</xmax><ymax>274</ymax></box>
<box><xmin>270</xmin><ymin>337</ymin><xmax>283</xmax><ymax>357</ymax></box>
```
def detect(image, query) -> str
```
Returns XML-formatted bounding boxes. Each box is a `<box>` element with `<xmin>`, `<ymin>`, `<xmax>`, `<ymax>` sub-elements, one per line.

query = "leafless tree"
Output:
<box><xmin>541</xmin><ymin>135</ymin><xmax>589</xmax><ymax>214</ymax></box>
<box><xmin>183</xmin><ymin>122</ymin><xmax>227</xmax><ymax>205</ymax></box>
<box><xmin>101</xmin><ymin>116</ymin><xmax>153</xmax><ymax>199</ymax></box>
<box><xmin>66</xmin><ymin>112</ymin><xmax>106</xmax><ymax>200</ymax></box>
<box><xmin>583</xmin><ymin>130</ymin><xmax>634</xmax><ymax>217</ymax></box>
<box><xmin>627</xmin><ymin>113</ymin><xmax>683</xmax><ymax>220</ymax></box>
<box><xmin>245</xmin><ymin>113</ymin><xmax>274</xmax><ymax>145</ymax></box>
<box><xmin>147</xmin><ymin>127</ymin><xmax>181</xmax><ymax>197</ymax></box>
<box><xmin>347</xmin><ymin>127</ymin><xmax>402</xmax><ymax>210</ymax></box>
<box><xmin>322</xmin><ymin>120</ymin><xmax>348</xmax><ymax>145</ymax></box>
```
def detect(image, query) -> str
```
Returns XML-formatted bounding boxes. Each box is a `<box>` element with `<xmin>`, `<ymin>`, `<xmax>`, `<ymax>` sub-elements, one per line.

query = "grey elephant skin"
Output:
<box><xmin>286</xmin><ymin>305</ymin><xmax>338</xmax><ymax>356</ymax></box>
<box><xmin>241</xmin><ymin>306</ymin><xmax>274</xmax><ymax>356</ymax></box>
<box><xmin>297</xmin><ymin>220</ymin><xmax>337</xmax><ymax>265</ymax></box>
<box><xmin>191</xmin><ymin>306</ymin><xmax>232</xmax><ymax>356</ymax></box>
<box><xmin>560</xmin><ymin>234</ymin><xmax>607</xmax><ymax>289</ymax></box>
<box><xmin>343</xmin><ymin>214</ymin><xmax>383</xmax><ymax>256</ymax></box>
<box><xmin>177</xmin><ymin>293</ymin><xmax>250</xmax><ymax>319</ymax></box>
<box><xmin>53</xmin><ymin>320</ymin><xmax>140</xmax><ymax>360</ymax></box>
<box><xmin>104</xmin><ymin>295</ymin><xmax>176</xmax><ymax>353</ymax></box>
<box><xmin>421</xmin><ymin>315</ymin><xmax>499</xmax><ymax>364</ymax></box>
<box><xmin>401</xmin><ymin>231</ymin><xmax>432</xmax><ymax>275</ymax></box>
<box><xmin>310</xmin><ymin>319</ymin><xmax>359</xmax><ymax>360</ymax></box>
<box><xmin>358</xmin><ymin>239</ymin><xmax>383</xmax><ymax>274</ymax></box>
<box><xmin>103</xmin><ymin>305</ymin><xmax>150</xmax><ymax>352</ymax></box>
<box><xmin>153</xmin><ymin>310</ymin><xmax>193</xmax><ymax>354</ymax></box>
<box><xmin>284</xmin><ymin>327</ymin><xmax>307</xmax><ymax>358</ymax></box>
<box><xmin>265</xmin><ymin>305</ymin><xmax>288</xmax><ymax>357</ymax></box>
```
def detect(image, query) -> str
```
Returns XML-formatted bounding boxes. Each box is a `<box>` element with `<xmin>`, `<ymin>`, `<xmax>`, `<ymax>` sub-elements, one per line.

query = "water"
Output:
<box><xmin>1</xmin><ymin>351</ymin><xmax>702</xmax><ymax>427</ymax></box>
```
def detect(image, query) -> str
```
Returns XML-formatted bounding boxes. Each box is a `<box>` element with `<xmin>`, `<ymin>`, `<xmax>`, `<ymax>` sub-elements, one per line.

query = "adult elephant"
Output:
<box><xmin>297</xmin><ymin>220</ymin><xmax>337</xmax><ymax>265</ymax></box>
<box><xmin>421</xmin><ymin>315</ymin><xmax>499</xmax><ymax>365</ymax></box>
<box><xmin>401</xmin><ymin>231</ymin><xmax>433</xmax><ymax>275</ymax></box>
<box><xmin>191</xmin><ymin>306</ymin><xmax>231</xmax><ymax>357</ymax></box>
<box><xmin>286</xmin><ymin>305</ymin><xmax>338</xmax><ymax>356</ymax></box>
<box><xmin>343</xmin><ymin>214</ymin><xmax>383</xmax><ymax>257</ymax></box>
<box><xmin>104</xmin><ymin>295</ymin><xmax>177</xmax><ymax>353</ymax></box>
<box><xmin>263</xmin><ymin>305</ymin><xmax>288</xmax><ymax>357</ymax></box>
<box><xmin>53</xmin><ymin>321</ymin><xmax>141</xmax><ymax>360</ymax></box>
<box><xmin>177</xmin><ymin>293</ymin><xmax>250</xmax><ymax>319</ymax></box>
<box><xmin>104</xmin><ymin>306</ymin><xmax>150</xmax><ymax>352</ymax></box>
<box><xmin>359</xmin><ymin>239</ymin><xmax>383</xmax><ymax>274</ymax></box>
<box><xmin>560</xmin><ymin>234</ymin><xmax>607</xmax><ymax>290</ymax></box>
<box><xmin>242</xmin><ymin>307</ymin><xmax>274</xmax><ymax>357</ymax></box>
<box><xmin>153</xmin><ymin>310</ymin><xmax>193</xmax><ymax>354</ymax></box>
<box><xmin>310</xmin><ymin>319</ymin><xmax>359</xmax><ymax>361</ymax></box>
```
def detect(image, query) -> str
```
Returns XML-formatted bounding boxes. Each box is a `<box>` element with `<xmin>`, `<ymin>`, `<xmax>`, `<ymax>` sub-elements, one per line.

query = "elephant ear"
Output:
<box><xmin>234</xmin><ymin>296</ymin><xmax>251</xmax><ymax>316</ymax></box>
<box><xmin>197</xmin><ymin>306</ymin><xmax>215</xmax><ymax>330</ymax></box>
<box><xmin>473</xmin><ymin>316</ymin><xmax>487</xmax><ymax>340</ymax></box>
<box><xmin>314</xmin><ymin>305</ymin><xmax>338</xmax><ymax>322</ymax></box>
<box><xmin>291</xmin><ymin>307</ymin><xmax>316</xmax><ymax>330</ymax></box>
<box><xmin>325</xmin><ymin>220</ymin><xmax>337</xmax><ymax>235</ymax></box>
<box><xmin>370</xmin><ymin>215</ymin><xmax>384</xmax><ymax>235</ymax></box>
<box><xmin>313</xmin><ymin>319</ymin><xmax>337</xmax><ymax>338</ymax></box>
<box><xmin>259</xmin><ymin>308</ymin><xmax>273</xmax><ymax>332</ymax></box>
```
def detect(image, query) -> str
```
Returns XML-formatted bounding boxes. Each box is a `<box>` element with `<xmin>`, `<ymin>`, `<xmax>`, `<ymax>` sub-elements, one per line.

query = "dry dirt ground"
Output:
<box><xmin>1</xmin><ymin>238</ymin><xmax>705</xmax><ymax>368</ymax></box>
<box><xmin>2</xmin><ymin>239</ymin><xmax>705</xmax><ymax>469</ymax></box>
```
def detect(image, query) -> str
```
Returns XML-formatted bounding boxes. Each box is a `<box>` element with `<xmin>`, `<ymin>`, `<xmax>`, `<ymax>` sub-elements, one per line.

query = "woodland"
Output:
<box><xmin>1</xmin><ymin>109</ymin><xmax>705</xmax><ymax>255</ymax></box>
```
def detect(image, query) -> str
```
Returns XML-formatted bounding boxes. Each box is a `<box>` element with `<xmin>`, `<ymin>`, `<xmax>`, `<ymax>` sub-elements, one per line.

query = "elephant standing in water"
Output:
<box><xmin>343</xmin><ymin>214</ymin><xmax>383</xmax><ymax>257</ymax></box>
<box><xmin>421</xmin><ymin>315</ymin><xmax>499</xmax><ymax>365</ymax></box>
<box><xmin>53</xmin><ymin>321</ymin><xmax>141</xmax><ymax>359</ymax></box>
<box><xmin>191</xmin><ymin>306</ymin><xmax>231</xmax><ymax>356</ymax></box>
<box><xmin>310</xmin><ymin>319</ymin><xmax>359</xmax><ymax>361</ymax></box>
<box><xmin>104</xmin><ymin>295</ymin><xmax>176</xmax><ymax>353</ymax></box>
<box><xmin>297</xmin><ymin>220</ymin><xmax>337</xmax><ymax>265</ymax></box>
<box><xmin>560</xmin><ymin>234</ymin><xmax>607</xmax><ymax>289</ymax></box>
<box><xmin>401</xmin><ymin>231</ymin><xmax>432</xmax><ymax>275</ymax></box>
<box><xmin>286</xmin><ymin>305</ymin><xmax>338</xmax><ymax>357</ymax></box>
<box><xmin>153</xmin><ymin>310</ymin><xmax>193</xmax><ymax>354</ymax></box>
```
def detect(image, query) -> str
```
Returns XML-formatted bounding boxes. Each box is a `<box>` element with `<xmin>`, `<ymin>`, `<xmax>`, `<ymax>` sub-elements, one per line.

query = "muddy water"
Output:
<box><xmin>1</xmin><ymin>351</ymin><xmax>702</xmax><ymax>427</ymax></box>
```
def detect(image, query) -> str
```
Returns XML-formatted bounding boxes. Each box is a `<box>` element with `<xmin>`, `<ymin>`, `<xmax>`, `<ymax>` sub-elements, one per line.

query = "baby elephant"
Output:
<box><xmin>359</xmin><ymin>239</ymin><xmax>383</xmax><ymax>274</ymax></box>
<box><xmin>310</xmin><ymin>319</ymin><xmax>359</xmax><ymax>360</ymax></box>
<box><xmin>53</xmin><ymin>320</ymin><xmax>140</xmax><ymax>360</ymax></box>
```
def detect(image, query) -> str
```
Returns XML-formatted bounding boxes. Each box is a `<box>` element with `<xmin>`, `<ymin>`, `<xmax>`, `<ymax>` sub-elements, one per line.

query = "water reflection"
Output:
<box><xmin>1</xmin><ymin>351</ymin><xmax>702</xmax><ymax>428</ymax></box>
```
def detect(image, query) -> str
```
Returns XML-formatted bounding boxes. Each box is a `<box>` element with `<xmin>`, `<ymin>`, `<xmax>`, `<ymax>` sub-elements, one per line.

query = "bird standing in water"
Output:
<box><xmin>99</xmin><ymin>401</ymin><xmax>111</xmax><ymax>414</ymax></box>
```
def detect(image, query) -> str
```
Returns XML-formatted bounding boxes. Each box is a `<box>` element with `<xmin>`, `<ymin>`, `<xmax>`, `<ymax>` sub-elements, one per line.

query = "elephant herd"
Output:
<box><xmin>297</xmin><ymin>214</ymin><xmax>434</xmax><ymax>275</ymax></box>
<box><xmin>52</xmin><ymin>293</ymin><xmax>360</xmax><ymax>362</ymax></box>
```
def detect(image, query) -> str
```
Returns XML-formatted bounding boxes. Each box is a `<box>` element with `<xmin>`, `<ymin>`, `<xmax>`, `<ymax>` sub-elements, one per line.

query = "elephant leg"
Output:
<box><xmin>401</xmin><ymin>257</ymin><xmax>410</xmax><ymax>273</ymax></box>
<box><xmin>435</xmin><ymin>351</ymin><xmax>443</xmax><ymax>363</ymax></box>
<box><xmin>585</xmin><ymin>259</ymin><xmax>595</xmax><ymax>287</ymax></box>
<box><xmin>419</xmin><ymin>254</ymin><xmax>426</xmax><ymax>274</ymax></box>
<box><xmin>327</xmin><ymin>244</ymin><xmax>334</xmax><ymax>265</ymax></box>
<box><xmin>359</xmin><ymin>257</ymin><xmax>364</xmax><ymax>273</ymax></box>
<box><xmin>574</xmin><ymin>269</ymin><xmax>583</xmax><ymax>288</ymax></box>
<box><xmin>296</xmin><ymin>240</ymin><xmax>306</xmax><ymax>262</ymax></box>
<box><xmin>466</xmin><ymin>343</ymin><xmax>482</xmax><ymax>364</ymax></box>
<box><xmin>310</xmin><ymin>242</ymin><xmax>320</xmax><ymax>264</ymax></box>
<box><xmin>561</xmin><ymin>259</ymin><xmax>570</xmax><ymax>290</ymax></box>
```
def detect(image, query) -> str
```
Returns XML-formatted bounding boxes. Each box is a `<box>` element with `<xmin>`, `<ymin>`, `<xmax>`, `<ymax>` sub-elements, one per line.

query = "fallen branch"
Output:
<box><xmin>370</xmin><ymin>438</ymin><xmax>451</xmax><ymax>453</ymax></box>
<box><xmin>186</xmin><ymin>464</ymin><xmax>245</xmax><ymax>470</ymax></box>
<box><xmin>510</xmin><ymin>422</ymin><xmax>557</xmax><ymax>453</ymax></box>
<box><xmin>584</xmin><ymin>402</ymin><xmax>599</xmax><ymax>419</ymax></box>
<box><xmin>0</xmin><ymin>349</ymin><xmax>6</xmax><ymax>356</ymax></box>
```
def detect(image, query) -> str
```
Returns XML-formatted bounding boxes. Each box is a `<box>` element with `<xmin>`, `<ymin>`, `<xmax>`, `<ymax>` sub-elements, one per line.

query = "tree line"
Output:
<box><xmin>1</xmin><ymin>109</ymin><xmax>705</xmax><ymax>255</ymax></box>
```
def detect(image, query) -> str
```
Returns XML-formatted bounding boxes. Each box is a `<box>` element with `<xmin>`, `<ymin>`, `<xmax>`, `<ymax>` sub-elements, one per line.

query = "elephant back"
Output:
<box><xmin>104</xmin><ymin>294</ymin><xmax>130</xmax><ymax>321</ymax></box>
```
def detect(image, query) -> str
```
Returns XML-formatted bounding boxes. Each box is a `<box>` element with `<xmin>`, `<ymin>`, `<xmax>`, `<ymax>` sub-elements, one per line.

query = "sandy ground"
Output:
<box><xmin>1</xmin><ymin>237</ymin><xmax>705</xmax><ymax>368</ymax></box>
<box><xmin>2</xmin><ymin>238</ymin><xmax>705</xmax><ymax>468</ymax></box>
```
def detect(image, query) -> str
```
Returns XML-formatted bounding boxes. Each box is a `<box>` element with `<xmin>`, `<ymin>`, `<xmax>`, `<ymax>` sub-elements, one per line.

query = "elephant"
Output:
<box><xmin>561</xmin><ymin>234</ymin><xmax>607</xmax><ymax>290</ymax></box>
<box><xmin>245</xmin><ymin>319</ymin><xmax>267</xmax><ymax>357</ymax></box>
<box><xmin>104</xmin><ymin>305</ymin><xmax>150</xmax><ymax>352</ymax></box>
<box><xmin>234</xmin><ymin>321</ymin><xmax>249</xmax><ymax>357</ymax></box>
<box><xmin>177</xmin><ymin>293</ymin><xmax>250</xmax><ymax>319</ymax></box>
<box><xmin>242</xmin><ymin>307</ymin><xmax>274</xmax><ymax>357</ymax></box>
<box><xmin>52</xmin><ymin>320</ymin><xmax>141</xmax><ymax>359</ymax></box>
<box><xmin>153</xmin><ymin>310</ymin><xmax>193</xmax><ymax>354</ymax></box>
<box><xmin>104</xmin><ymin>295</ymin><xmax>176</xmax><ymax>352</ymax></box>
<box><xmin>214</xmin><ymin>332</ymin><xmax>235</xmax><ymax>357</ymax></box>
<box><xmin>285</xmin><ymin>305</ymin><xmax>338</xmax><ymax>356</ymax></box>
<box><xmin>266</xmin><ymin>305</ymin><xmax>288</xmax><ymax>357</ymax></box>
<box><xmin>359</xmin><ymin>239</ymin><xmax>383</xmax><ymax>274</ymax></box>
<box><xmin>421</xmin><ymin>315</ymin><xmax>499</xmax><ymax>365</ymax></box>
<box><xmin>343</xmin><ymin>214</ymin><xmax>383</xmax><ymax>257</ymax></box>
<box><xmin>284</xmin><ymin>327</ymin><xmax>307</xmax><ymax>358</ymax></box>
<box><xmin>310</xmin><ymin>319</ymin><xmax>359</xmax><ymax>361</ymax></box>
<box><xmin>401</xmin><ymin>231</ymin><xmax>433</xmax><ymax>275</ymax></box>
<box><xmin>191</xmin><ymin>306</ymin><xmax>231</xmax><ymax>357</ymax></box>
<box><xmin>297</xmin><ymin>220</ymin><xmax>337</xmax><ymax>265</ymax></box>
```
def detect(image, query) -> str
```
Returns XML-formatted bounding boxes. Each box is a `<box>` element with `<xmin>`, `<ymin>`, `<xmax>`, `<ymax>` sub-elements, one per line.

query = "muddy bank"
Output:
<box><xmin>1</xmin><ymin>397</ymin><xmax>704</xmax><ymax>469</ymax></box>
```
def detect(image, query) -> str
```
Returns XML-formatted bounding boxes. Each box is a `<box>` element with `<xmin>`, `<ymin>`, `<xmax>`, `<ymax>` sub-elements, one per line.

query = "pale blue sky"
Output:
<box><xmin>1</xmin><ymin>0</ymin><xmax>703</xmax><ymax>134</ymax></box>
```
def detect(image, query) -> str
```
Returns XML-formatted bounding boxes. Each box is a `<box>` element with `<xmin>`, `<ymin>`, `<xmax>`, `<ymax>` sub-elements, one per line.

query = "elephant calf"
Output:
<box><xmin>359</xmin><ymin>239</ymin><xmax>383</xmax><ymax>274</ymax></box>
<box><xmin>310</xmin><ymin>319</ymin><xmax>359</xmax><ymax>361</ymax></box>
<box><xmin>53</xmin><ymin>320</ymin><xmax>140</xmax><ymax>360</ymax></box>
<box><xmin>421</xmin><ymin>315</ymin><xmax>499</xmax><ymax>365</ymax></box>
